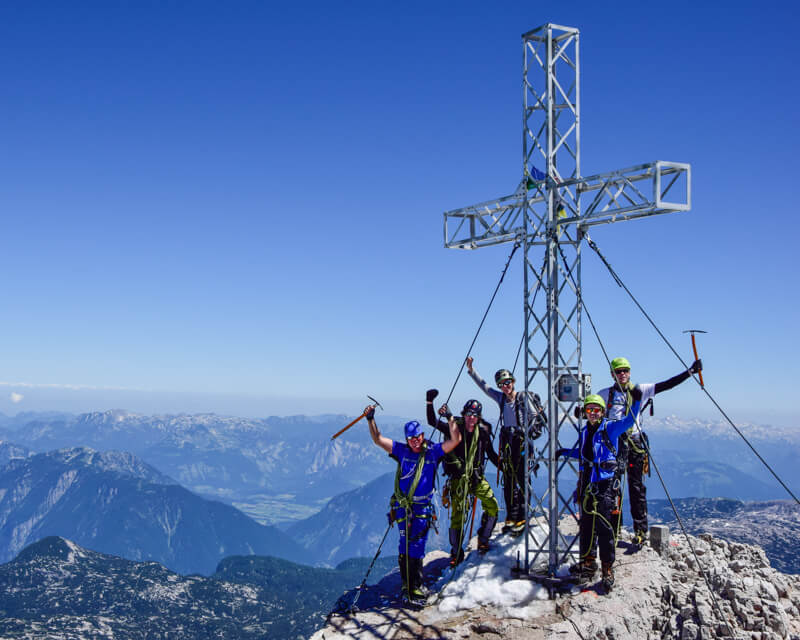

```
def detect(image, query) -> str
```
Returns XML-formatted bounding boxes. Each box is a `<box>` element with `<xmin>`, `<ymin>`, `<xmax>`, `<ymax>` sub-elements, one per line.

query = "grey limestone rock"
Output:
<box><xmin>314</xmin><ymin>529</ymin><xmax>800</xmax><ymax>640</ymax></box>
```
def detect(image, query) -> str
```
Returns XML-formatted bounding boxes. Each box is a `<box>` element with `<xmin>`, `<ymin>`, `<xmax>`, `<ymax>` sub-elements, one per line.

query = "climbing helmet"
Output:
<box><xmin>494</xmin><ymin>369</ymin><xmax>514</xmax><ymax>386</ymax></box>
<box><xmin>462</xmin><ymin>399</ymin><xmax>482</xmax><ymax>416</ymax></box>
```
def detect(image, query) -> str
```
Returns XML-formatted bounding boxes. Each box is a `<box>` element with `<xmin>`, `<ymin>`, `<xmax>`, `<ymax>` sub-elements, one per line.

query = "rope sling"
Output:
<box><xmin>448</xmin><ymin>420</ymin><xmax>481</xmax><ymax>535</ymax></box>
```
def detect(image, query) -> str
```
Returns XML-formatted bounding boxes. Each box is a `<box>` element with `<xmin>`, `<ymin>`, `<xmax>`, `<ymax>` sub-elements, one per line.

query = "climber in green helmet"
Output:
<box><xmin>557</xmin><ymin>389</ymin><xmax>643</xmax><ymax>593</ymax></box>
<box><xmin>466</xmin><ymin>357</ymin><xmax>546</xmax><ymax>535</ymax></box>
<box><xmin>599</xmin><ymin>356</ymin><xmax>702</xmax><ymax>548</ymax></box>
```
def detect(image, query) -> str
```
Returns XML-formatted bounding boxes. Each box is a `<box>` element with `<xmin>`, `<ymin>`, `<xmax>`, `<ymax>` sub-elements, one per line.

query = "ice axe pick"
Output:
<box><xmin>330</xmin><ymin>395</ymin><xmax>384</xmax><ymax>440</ymax></box>
<box><xmin>683</xmin><ymin>329</ymin><xmax>707</xmax><ymax>388</ymax></box>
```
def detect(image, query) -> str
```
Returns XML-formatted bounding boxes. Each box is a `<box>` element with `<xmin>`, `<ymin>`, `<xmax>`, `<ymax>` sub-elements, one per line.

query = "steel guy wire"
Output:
<box><xmin>586</xmin><ymin>236</ymin><xmax>799</xmax><ymax>506</ymax></box>
<box><xmin>557</xmin><ymin>241</ymin><xmax>736</xmax><ymax>636</ymax></box>
<box><xmin>435</xmin><ymin>240</ymin><xmax>520</xmax><ymax>433</ymax></box>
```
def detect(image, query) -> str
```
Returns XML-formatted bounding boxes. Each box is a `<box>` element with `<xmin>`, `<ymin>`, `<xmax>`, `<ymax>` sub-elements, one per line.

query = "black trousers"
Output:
<box><xmin>578</xmin><ymin>478</ymin><xmax>617</xmax><ymax>565</ymax></box>
<box><xmin>627</xmin><ymin>448</ymin><xmax>648</xmax><ymax>533</ymax></box>
<box><xmin>612</xmin><ymin>434</ymin><xmax>648</xmax><ymax>536</ymax></box>
<box><xmin>500</xmin><ymin>427</ymin><xmax>525</xmax><ymax>522</ymax></box>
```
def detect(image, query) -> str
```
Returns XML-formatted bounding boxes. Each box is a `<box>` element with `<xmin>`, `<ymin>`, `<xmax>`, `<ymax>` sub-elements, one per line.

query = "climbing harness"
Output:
<box><xmin>577</xmin><ymin>479</ymin><xmax>619</xmax><ymax>558</ymax></box>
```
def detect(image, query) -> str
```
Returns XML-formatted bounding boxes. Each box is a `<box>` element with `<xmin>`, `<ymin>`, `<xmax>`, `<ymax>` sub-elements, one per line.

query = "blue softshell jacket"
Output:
<box><xmin>562</xmin><ymin>398</ymin><xmax>641</xmax><ymax>483</ymax></box>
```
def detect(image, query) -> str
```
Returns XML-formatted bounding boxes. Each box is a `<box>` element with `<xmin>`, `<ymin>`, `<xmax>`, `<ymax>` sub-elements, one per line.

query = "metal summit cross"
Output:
<box><xmin>442</xmin><ymin>24</ymin><xmax>691</xmax><ymax>581</ymax></box>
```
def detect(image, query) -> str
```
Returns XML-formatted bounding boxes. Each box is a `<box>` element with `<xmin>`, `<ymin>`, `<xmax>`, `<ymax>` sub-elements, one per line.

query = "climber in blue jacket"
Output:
<box><xmin>556</xmin><ymin>389</ymin><xmax>642</xmax><ymax>593</ymax></box>
<box><xmin>365</xmin><ymin>403</ymin><xmax>460</xmax><ymax>604</ymax></box>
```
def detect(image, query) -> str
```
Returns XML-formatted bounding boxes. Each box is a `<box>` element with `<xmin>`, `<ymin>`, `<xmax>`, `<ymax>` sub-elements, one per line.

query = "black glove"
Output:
<box><xmin>555</xmin><ymin>447</ymin><xmax>569</xmax><ymax>458</ymax></box>
<box><xmin>573</xmin><ymin>406</ymin><xmax>581</xmax><ymax>419</ymax></box>
<box><xmin>365</xmin><ymin>407</ymin><xmax>375</xmax><ymax>420</ymax></box>
<box><xmin>438</xmin><ymin>404</ymin><xmax>452</xmax><ymax>419</ymax></box>
<box><xmin>426</xmin><ymin>389</ymin><xmax>439</xmax><ymax>402</ymax></box>
<box><xmin>631</xmin><ymin>386</ymin><xmax>643</xmax><ymax>402</ymax></box>
<box><xmin>690</xmin><ymin>359</ymin><xmax>703</xmax><ymax>374</ymax></box>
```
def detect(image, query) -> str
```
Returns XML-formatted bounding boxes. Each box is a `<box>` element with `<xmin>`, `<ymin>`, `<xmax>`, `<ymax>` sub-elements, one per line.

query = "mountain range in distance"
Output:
<box><xmin>0</xmin><ymin>410</ymin><xmax>392</xmax><ymax>526</ymax></box>
<box><xmin>0</xmin><ymin>535</ymin><xmax>393</xmax><ymax>640</ymax></box>
<box><xmin>2</xmin><ymin>409</ymin><xmax>797</xmax><ymax>514</ymax></box>
<box><xmin>0</xmin><ymin>409</ymin><xmax>797</xmax><ymax>575</ymax></box>
<box><xmin>0</xmin><ymin>445</ymin><xmax>310</xmax><ymax>574</ymax></box>
<box><xmin>0</xmin><ymin>408</ymin><xmax>797</xmax><ymax>640</ymax></box>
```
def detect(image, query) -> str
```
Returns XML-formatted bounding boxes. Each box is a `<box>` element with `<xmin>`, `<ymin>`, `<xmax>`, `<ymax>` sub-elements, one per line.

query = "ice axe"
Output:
<box><xmin>330</xmin><ymin>395</ymin><xmax>384</xmax><ymax>440</ymax></box>
<box><xmin>683</xmin><ymin>329</ymin><xmax>707</xmax><ymax>388</ymax></box>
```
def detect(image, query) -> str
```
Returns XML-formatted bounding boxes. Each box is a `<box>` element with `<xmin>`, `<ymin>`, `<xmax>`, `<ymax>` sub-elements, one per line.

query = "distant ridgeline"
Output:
<box><xmin>0</xmin><ymin>445</ymin><xmax>309</xmax><ymax>574</ymax></box>
<box><xmin>0</xmin><ymin>536</ymin><xmax>396</xmax><ymax>640</ymax></box>
<box><xmin>1</xmin><ymin>410</ymin><xmax>797</xmax><ymax>509</ymax></box>
<box><xmin>0</xmin><ymin>410</ymin><xmax>796</xmax><ymax>639</ymax></box>
<box><xmin>0</xmin><ymin>410</ymin><xmax>392</xmax><ymax>520</ymax></box>
<box><xmin>0</xmin><ymin>410</ymin><xmax>798</xmax><ymax>574</ymax></box>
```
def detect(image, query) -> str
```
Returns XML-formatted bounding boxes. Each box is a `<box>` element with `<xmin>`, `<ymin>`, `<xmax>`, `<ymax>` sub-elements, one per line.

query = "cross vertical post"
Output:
<box><xmin>443</xmin><ymin>23</ymin><xmax>690</xmax><ymax>582</ymax></box>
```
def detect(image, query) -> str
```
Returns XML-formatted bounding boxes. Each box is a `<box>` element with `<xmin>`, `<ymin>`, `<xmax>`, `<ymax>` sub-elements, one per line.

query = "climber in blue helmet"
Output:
<box><xmin>365</xmin><ymin>404</ymin><xmax>460</xmax><ymax>605</ymax></box>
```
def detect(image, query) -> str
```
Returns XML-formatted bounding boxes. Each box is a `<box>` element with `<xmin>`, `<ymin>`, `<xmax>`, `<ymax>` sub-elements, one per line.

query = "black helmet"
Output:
<box><xmin>495</xmin><ymin>369</ymin><xmax>514</xmax><ymax>386</ymax></box>
<box><xmin>462</xmin><ymin>399</ymin><xmax>482</xmax><ymax>416</ymax></box>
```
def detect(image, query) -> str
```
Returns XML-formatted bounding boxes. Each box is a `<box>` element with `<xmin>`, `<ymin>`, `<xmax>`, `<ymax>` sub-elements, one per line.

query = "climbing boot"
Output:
<box><xmin>477</xmin><ymin>514</ymin><xmax>497</xmax><ymax>553</ymax></box>
<box><xmin>510</xmin><ymin>520</ymin><xmax>526</xmax><ymax>537</ymax></box>
<box><xmin>501</xmin><ymin>519</ymin><xmax>514</xmax><ymax>534</ymax></box>
<box><xmin>398</xmin><ymin>554</ymin><xmax>410</xmax><ymax>598</ymax></box>
<box><xmin>601</xmin><ymin>562</ymin><xmax>615</xmax><ymax>593</ymax></box>
<box><xmin>412</xmin><ymin>556</ymin><xmax>426</xmax><ymax>592</ymax></box>
<box><xmin>632</xmin><ymin>530</ymin><xmax>646</xmax><ymax>549</ymax></box>
<box><xmin>569</xmin><ymin>557</ymin><xmax>598</xmax><ymax>582</ymax></box>
<box><xmin>448</xmin><ymin>528</ymin><xmax>465</xmax><ymax>567</ymax></box>
<box><xmin>407</xmin><ymin>557</ymin><xmax>427</xmax><ymax>604</ymax></box>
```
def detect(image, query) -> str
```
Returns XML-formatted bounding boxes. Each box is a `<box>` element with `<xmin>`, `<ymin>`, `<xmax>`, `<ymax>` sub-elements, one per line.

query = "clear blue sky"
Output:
<box><xmin>0</xmin><ymin>1</ymin><xmax>797</xmax><ymax>427</ymax></box>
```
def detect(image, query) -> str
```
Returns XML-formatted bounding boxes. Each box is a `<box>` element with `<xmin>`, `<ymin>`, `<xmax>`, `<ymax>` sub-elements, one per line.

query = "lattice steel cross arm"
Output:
<box><xmin>442</xmin><ymin>187</ymin><xmax>531</xmax><ymax>250</ymax></box>
<box><xmin>443</xmin><ymin>161</ymin><xmax>690</xmax><ymax>249</ymax></box>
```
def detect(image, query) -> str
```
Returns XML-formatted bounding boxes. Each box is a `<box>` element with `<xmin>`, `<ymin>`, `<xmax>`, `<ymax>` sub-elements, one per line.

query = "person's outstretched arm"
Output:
<box><xmin>606</xmin><ymin>389</ymin><xmax>643</xmax><ymax>441</ymax></box>
<box><xmin>426</xmin><ymin>392</ymin><xmax>451</xmax><ymax>437</ymax></box>
<box><xmin>654</xmin><ymin>359</ymin><xmax>702</xmax><ymax>394</ymax></box>
<box><xmin>365</xmin><ymin>405</ymin><xmax>393</xmax><ymax>454</ymax></box>
<box><xmin>466</xmin><ymin>357</ymin><xmax>503</xmax><ymax>404</ymax></box>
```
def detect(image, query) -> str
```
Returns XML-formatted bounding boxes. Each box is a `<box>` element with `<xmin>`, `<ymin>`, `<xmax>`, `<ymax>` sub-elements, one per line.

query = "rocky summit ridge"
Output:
<box><xmin>314</xmin><ymin>529</ymin><xmax>800</xmax><ymax>640</ymax></box>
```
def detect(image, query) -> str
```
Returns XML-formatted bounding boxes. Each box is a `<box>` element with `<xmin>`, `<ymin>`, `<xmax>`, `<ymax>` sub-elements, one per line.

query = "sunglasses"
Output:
<box><xmin>500</xmin><ymin>380</ymin><xmax>514</xmax><ymax>387</ymax></box>
<box><xmin>585</xmin><ymin>406</ymin><xmax>603</xmax><ymax>414</ymax></box>
<box><xmin>613</xmin><ymin>368</ymin><xmax>630</xmax><ymax>374</ymax></box>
